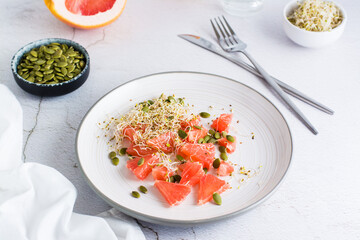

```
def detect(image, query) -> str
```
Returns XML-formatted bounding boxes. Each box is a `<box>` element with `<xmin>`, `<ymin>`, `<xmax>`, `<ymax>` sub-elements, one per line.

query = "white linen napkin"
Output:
<box><xmin>0</xmin><ymin>85</ymin><xmax>145</xmax><ymax>240</ymax></box>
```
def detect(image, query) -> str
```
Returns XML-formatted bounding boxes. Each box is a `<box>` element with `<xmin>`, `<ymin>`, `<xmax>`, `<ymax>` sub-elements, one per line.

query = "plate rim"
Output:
<box><xmin>75</xmin><ymin>71</ymin><xmax>293</xmax><ymax>226</ymax></box>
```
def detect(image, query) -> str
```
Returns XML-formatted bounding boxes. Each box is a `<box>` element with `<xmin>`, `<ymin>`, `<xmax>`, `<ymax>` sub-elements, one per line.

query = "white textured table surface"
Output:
<box><xmin>1</xmin><ymin>0</ymin><xmax>360</xmax><ymax>239</ymax></box>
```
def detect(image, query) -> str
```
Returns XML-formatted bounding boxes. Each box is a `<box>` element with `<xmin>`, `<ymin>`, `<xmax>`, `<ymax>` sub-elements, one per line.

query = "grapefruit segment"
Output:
<box><xmin>186</xmin><ymin>126</ymin><xmax>208</xmax><ymax>143</ymax></box>
<box><xmin>181</xmin><ymin>115</ymin><xmax>200</xmax><ymax>129</ymax></box>
<box><xmin>147</xmin><ymin>132</ymin><xmax>175</xmax><ymax>154</ymax></box>
<box><xmin>44</xmin><ymin>0</ymin><xmax>127</xmax><ymax>29</ymax></box>
<box><xmin>217</xmin><ymin>161</ymin><xmax>234</xmax><ymax>176</ymax></box>
<box><xmin>211</xmin><ymin>113</ymin><xmax>233</xmax><ymax>133</ymax></box>
<box><xmin>179</xmin><ymin>162</ymin><xmax>204</xmax><ymax>186</ymax></box>
<box><xmin>177</xmin><ymin>143</ymin><xmax>215</xmax><ymax>169</ymax></box>
<box><xmin>154</xmin><ymin>180</ymin><xmax>191</xmax><ymax>207</ymax></box>
<box><xmin>198</xmin><ymin>174</ymin><xmax>229</xmax><ymax>205</ymax></box>
<box><xmin>126</xmin><ymin>143</ymin><xmax>157</xmax><ymax>157</ymax></box>
<box><xmin>126</xmin><ymin>154</ymin><xmax>159</xmax><ymax>180</ymax></box>
<box><xmin>152</xmin><ymin>166</ymin><xmax>173</xmax><ymax>181</ymax></box>
<box><xmin>218</xmin><ymin>136</ymin><xmax>237</xmax><ymax>154</ymax></box>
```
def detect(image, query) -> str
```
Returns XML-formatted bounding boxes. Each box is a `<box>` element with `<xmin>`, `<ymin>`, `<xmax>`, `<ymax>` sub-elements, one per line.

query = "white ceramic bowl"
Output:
<box><xmin>283</xmin><ymin>0</ymin><xmax>347</xmax><ymax>48</ymax></box>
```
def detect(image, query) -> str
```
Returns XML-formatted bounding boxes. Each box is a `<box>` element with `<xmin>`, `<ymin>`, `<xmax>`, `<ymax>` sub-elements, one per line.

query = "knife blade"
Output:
<box><xmin>178</xmin><ymin>34</ymin><xmax>334</xmax><ymax>115</ymax></box>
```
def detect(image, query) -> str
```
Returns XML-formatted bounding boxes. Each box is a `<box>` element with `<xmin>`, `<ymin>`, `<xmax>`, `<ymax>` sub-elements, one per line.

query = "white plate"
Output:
<box><xmin>76</xmin><ymin>72</ymin><xmax>292</xmax><ymax>225</ymax></box>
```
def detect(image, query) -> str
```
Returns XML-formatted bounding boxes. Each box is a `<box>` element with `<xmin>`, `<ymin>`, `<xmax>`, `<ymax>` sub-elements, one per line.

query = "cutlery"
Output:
<box><xmin>210</xmin><ymin>16</ymin><xmax>318</xmax><ymax>134</ymax></box>
<box><xmin>178</xmin><ymin>34</ymin><xmax>334</xmax><ymax>116</ymax></box>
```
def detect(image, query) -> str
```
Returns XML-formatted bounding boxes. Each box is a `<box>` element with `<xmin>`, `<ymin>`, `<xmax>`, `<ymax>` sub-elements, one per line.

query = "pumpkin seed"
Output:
<box><xmin>30</xmin><ymin>50</ymin><xmax>38</xmax><ymax>57</ymax></box>
<box><xmin>226</xmin><ymin>135</ymin><xmax>235</xmax><ymax>143</ymax></box>
<box><xmin>219</xmin><ymin>146</ymin><xmax>226</xmax><ymax>153</ymax></box>
<box><xmin>214</xmin><ymin>132</ymin><xmax>221</xmax><ymax>139</ymax></box>
<box><xmin>220</xmin><ymin>152</ymin><xmax>228</xmax><ymax>161</ymax></box>
<box><xmin>222</xmin><ymin>131</ymin><xmax>227</xmax><ymax>138</ymax></box>
<box><xmin>199</xmin><ymin>112</ymin><xmax>211</xmax><ymax>118</ymax></box>
<box><xmin>109</xmin><ymin>151</ymin><xmax>117</xmax><ymax>159</ymax></box>
<box><xmin>213</xmin><ymin>158</ymin><xmax>221</xmax><ymax>169</ymax></box>
<box><xmin>173</xmin><ymin>174</ymin><xmax>181</xmax><ymax>182</ymax></box>
<box><xmin>208</xmin><ymin>138</ymin><xmax>217</xmax><ymax>143</ymax></box>
<box><xmin>142</xmin><ymin>106</ymin><xmax>149</xmax><ymax>112</ymax></box>
<box><xmin>148</xmin><ymin>100</ymin><xmax>154</xmax><ymax>105</ymax></box>
<box><xmin>43</xmin><ymin>69</ymin><xmax>53</xmax><ymax>75</ymax></box>
<box><xmin>209</xmin><ymin>129</ymin><xmax>216</xmax><ymax>136</ymax></box>
<box><xmin>61</xmin><ymin>67</ymin><xmax>67</xmax><ymax>75</ymax></box>
<box><xmin>213</xmin><ymin>193</ymin><xmax>222</xmax><ymax>205</ymax></box>
<box><xmin>204</xmin><ymin>135</ymin><xmax>211</xmax><ymax>142</ymax></box>
<box><xmin>167</xmin><ymin>96</ymin><xmax>176</xmax><ymax>103</ymax></box>
<box><xmin>44</xmin><ymin>74</ymin><xmax>54</xmax><ymax>81</ymax></box>
<box><xmin>57</xmin><ymin>61</ymin><xmax>68</xmax><ymax>68</ymax></box>
<box><xmin>111</xmin><ymin>157</ymin><xmax>119</xmax><ymax>166</ymax></box>
<box><xmin>176</xmin><ymin>155</ymin><xmax>184</xmax><ymax>161</ymax></box>
<box><xmin>194</xmin><ymin>125</ymin><xmax>202</xmax><ymax>130</ymax></box>
<box><xmin>119</xmin><ymin>148</ymin><xmax>127</xmax><ymax>156</ymax></box>
<box><xmin>35</xmin><ymin>71</ymin><xmax>43</xmax><ymax>77</ymax></box>
<box><xmin>131</xmin><ymin>191</ymin><xmax>140</xmax><ymax>198</ymax></box>
<box><xmin>198</xmin><ymin>138</ymin><xmax>204</xmax><ymax>144</ymax></box>
<box><xmin>137</xmin><ymin>158</ymin><xmax>145</xmax><ymax>166</ymax></box>
<box><xmin>139</xmin><ymin>185</ymin><xmax>148</xmax><ymax>194</ymax></box>
<box><xmin>178</xmin><ymin>129</ymin><xmax>188</xmax><ymax>139</ymax></box>
<box><xmin>35</xmin><ymin>59</ymin><xmax>46</xmax><ymax>65</ymax></box>
<box><xmin>44</xmin><ymin>47</ymin><xmax>55</xmax><ymax>54</ymax></box>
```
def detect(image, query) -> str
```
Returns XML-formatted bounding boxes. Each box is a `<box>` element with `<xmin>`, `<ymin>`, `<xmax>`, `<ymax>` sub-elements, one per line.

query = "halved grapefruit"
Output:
<box><xmin>44</xmin><ymin>0</ymin><xmax>127</xmax><ymax>29</ymax></box>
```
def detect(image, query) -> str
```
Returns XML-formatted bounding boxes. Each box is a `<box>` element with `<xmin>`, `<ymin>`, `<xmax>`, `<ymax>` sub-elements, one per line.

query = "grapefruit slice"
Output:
<box><xmin>211</xmin><ymin>113</ymin><xmax>233</xmax><ymax>133</ymax></box>
<box><xmin>186</xmin><ymin>126</ymin><xmax>208</xmax><ymax>143</ymax></box>
<box><xmin>123</xmin><ymin>126</ymin><xmax>138</xmax><ymax>143</ymax></box>
<box><xmin>44</xmin><ymin>0</ymin><xmax>127</xmax><ymax>29</ymax></box>
<box><xmin>126</xmin><ymin>154</ymin><xmax>159</xmax><ymax>180</ymax></box>
<box><xmin>146</xmin><ymin>132</ymin><xmax>175</xmax><ymax>154</ymax></box>
<box><xmin>152</xmin><ymin>166</ymin><xmax>174</xmax><ymax>181</ymax></box>
<box><xmin>181</xmin><ymin>115</ymin><xmax>200</xmax><ymax>129</ymax></box>
<box><xmin>198</xmin><ymin>174</ymin><xmax>229</xmax><ymax>205</ymax></box>
<box><xmin>218</xmin><ymin>136</ymin><xmax>237</xmax><ymax>154</ymax></box>
<box><xmin>154</xmin><ymin>180</ymin><xmax>191</xmax><ymax>207</ymax></box>
<box><xmin>179</xmin><ymin>162</ymin><xmax>204</xmax><ymax>186</ymax></box>
<box><xmin>177</xmin><ymin>143</ymin><xmax>215</xmax><ymax>169</ymax></box>
<box><xmin>217</xmin><ymin>161</ymin><xmax>234</xmax><ymax>176</ymax></box>
<box><xmin>126</xmin><ymin>143</ymin><xmax>157</xmax><ymax>157</ymax></box>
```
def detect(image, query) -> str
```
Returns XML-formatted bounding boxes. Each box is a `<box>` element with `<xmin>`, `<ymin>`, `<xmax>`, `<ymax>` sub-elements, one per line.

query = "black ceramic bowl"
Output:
<box><xmin>11</xmin><ymin>38</ymin><xmax>90</xmax><ymax>96</ymax></box>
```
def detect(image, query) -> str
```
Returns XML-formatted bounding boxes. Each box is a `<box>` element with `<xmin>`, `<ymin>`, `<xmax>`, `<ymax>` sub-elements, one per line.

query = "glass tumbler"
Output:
<box><xmin>220</xmin><ymin>0</ymin><xmax>264</xmax><ymax>16</ymax></box>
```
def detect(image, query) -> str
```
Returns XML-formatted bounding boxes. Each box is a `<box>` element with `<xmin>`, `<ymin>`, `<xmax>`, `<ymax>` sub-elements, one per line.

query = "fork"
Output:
<box><xmin>210</xmin><ymin>16</ymin><xmax>318</xmax><ymax>135</ymax></box>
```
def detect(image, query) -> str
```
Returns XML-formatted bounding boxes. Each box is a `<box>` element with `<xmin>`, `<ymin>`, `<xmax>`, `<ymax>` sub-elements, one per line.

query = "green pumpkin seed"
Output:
<box><xmin>55</xmin><ymin>67</ymin><xmax>61</xmax><ymax>72</ymax></box>
<box><xmin>27</xmin><ymin>76</ymin><xmax>35</xmax><ymax>82</ymax></box>
<box><xmin>148</xmin><ymin>100</ymin><xmax>154</xmax><ymax>105</ymax></box>
<box><xmin>29</xmin><ymin>57</ymin><xmax>38</xmax><ymax>62</ymax></box>
<box><xmin>112</xmin><ymin>157</ymin><xmax>119</xmax><ymax>166</ymax></box>
<box><xmin>119</xmin><ymin>148</ymin><xmax>127</xmax><ymax>156</ymax></box>
<box><xmin>198</xmin><ymin>138</ymin><xmax>204</xmax><ymax>144</ymax></box>
<box><xmin>194</xmin><ymin>125</ymin><xmax>202</xmax><ymax>130</ymax></box>
<box><xmin>214</xmin><ymin>132</ymin><xmax>221</xmax><ymax>139</ymax></box>
<box><xmin>176</xmin><ymin>155</ymin><xmax>184</xmax><ymax>161</ymax></box>
<box><xmin>137</xmin><ymin>158</ymin><xmax>145</xmax><ymax>166</ymax></box>
<box><xmin>35</xmin><ymin>71</ymin><xmax>43</xmax><ymax>77</ymax></box>
<box><xmin>61</xmin><ymin>67</ymin><xmax>67</xmax><ymax>75</ymax></box>
<box><xmin>178</xmin><ymin>98</ymin><xmax>184</xmax><ymax>105</ymax></box>
<box><xmin>131</xmin><ymin>191</ymin><xmax>140</xmax><ymax>198</ymax></box>
<box><xmin>204</xmin><ymin>135</ymin><xmax>211</xmax><ymax>142</ymax></box>
<box><xmin>219</xmin><ymin>146</ymin><xmax>226</xmax><ymax>153</ymax></box>
<box><xmin>222</xmin><ymin>131</ymin><xmax>227</xmax><ymax>138</ymax></box>
<box><xmin>178</xmin><ymin>129</ymin><xmax>188</xmax><ymax>139</ymax></box>
<box><xmin>43</xmin><ymin>69</ymin><xmax>53</xmax><ymax>75</ymax></box>
<box><xmin>79</xmin><ymin>60</ymin><xmax>85</xmax><ymax>68</ymax></box>
<box><xmin>209</xmin><ymin>129</ymin><xmax>216</xmax><ymax>136</ymax></box>
<box><xmin>35</xmin><ymin>59</ymin><xmax>46</xmax><ymax>65</ymax></box>
<box><xmin>226</xmin><ymin>135</ymin><xmax>235</xmax><ymax>143</ymax></box>
<box><xmin>57</xmin><ymin>62</ymin><xmax>68</xmax><ymax>68</ymax></box>
<box><xmin>173</xmin><ymin>174</ymin><xmax>181</xmax><ymax>182</ymax></box>
<box><xmin>142</xmin><ymin>106</ymin><xmax>149</xmax><ymax>112</ymax></box>
<box><xmin>220</xmin><ymin>152</ymin><xmax>228</xmax><ymax>161</ymax></box>
<box><xmin>199</xmin><ymin>112</ymin><xmax>210</xmax><ymax>118</ymax></box>
<box><xmin>139</xmin><ymin>185</ymin><xmax>148</xmax><ymax>194</ymax></box>
<box><xmin>208</xmin><ymin>138</ymin><xmax>217</xmax><ymax>144</ymax></box>
<box><xmin>213</xmin><ymin>158</ymin><xmax>221</xmax><ymax>169</ymax></box>
<box><xmin>30</xmin><ymin>50</ymin><xmax>38</xmax><ymax>57</ymax></box>
<box><xmin>67</xmin><ymin>64</ymin><xmax>75</xmax><ymax>73</ymax></box>
<box><xmin>167</xmin><ymin>96</ymin><xmax>176</xmax><ymax>103</ymax></box>
<box><xmin>213</xmin><ymin>193</ymin><xmax>222</xmax><ymax>205</ymax></box>
<box><xmin>169</xmin><ymin>176</ymin><xmax>175</xmax><ymax>183</ymax></box>
<box><xmin>44</xmin><ymin>74</ymin><xmax>54</xmax><ymax>81</ymax></box>
<box><xmin>44</xmin><ymin>47</ymin><xmax>55</xmax><ymax>54</ymax></box>
<box><xmin>109</xmin><ymin>151</ymin><xmax>117</xmax><ymax>159</ymax></box>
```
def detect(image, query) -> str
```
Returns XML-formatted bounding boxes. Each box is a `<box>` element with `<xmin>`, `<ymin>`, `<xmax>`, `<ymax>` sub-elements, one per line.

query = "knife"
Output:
<box><xmin>178</xmin><ymin>34</ymin><xmax>334</xmax><ymax>115</ymax></box>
